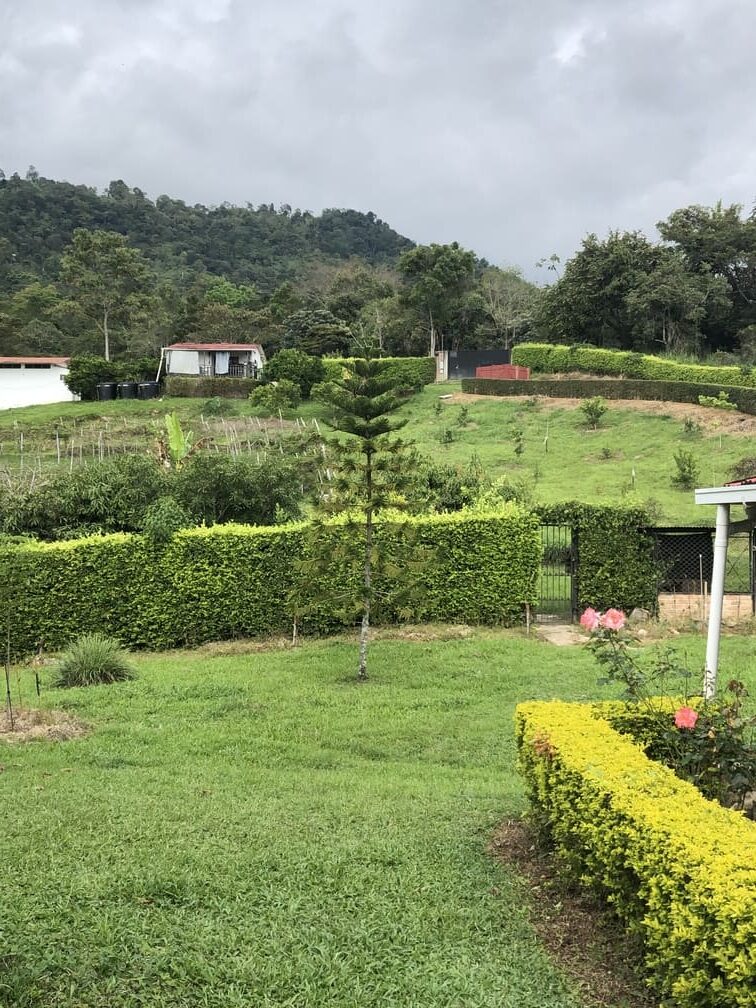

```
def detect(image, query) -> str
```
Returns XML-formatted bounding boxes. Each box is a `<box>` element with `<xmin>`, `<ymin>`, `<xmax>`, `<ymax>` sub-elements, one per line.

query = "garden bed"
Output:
<box><xmin>516</xmin><ymin>700</ymin><xmax>756</xmax><ymax>1008</ymax></box>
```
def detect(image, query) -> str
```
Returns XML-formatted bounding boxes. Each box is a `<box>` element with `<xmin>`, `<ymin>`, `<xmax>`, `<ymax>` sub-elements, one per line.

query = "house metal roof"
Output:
<box><xmin>0</xmin><ymin>356</ymin><xmax>70</xmax><ymax>366</ymax></box>
<box><xmin>164</xmin><ymin>342</ymin><xmax>263</xmax><ymax>352</ymax></box>
<box><xmin>695</xmin><ymin>481</ymin><xmax>756</xmax><ymax>506</ymax></box>
<box><xmin>724</xmin><ymin>475</ymin><xmax>756</xmax><ymax>486</ymax></box>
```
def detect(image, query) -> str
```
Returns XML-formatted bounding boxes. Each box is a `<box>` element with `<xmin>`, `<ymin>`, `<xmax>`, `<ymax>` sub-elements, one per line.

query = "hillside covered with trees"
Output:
<box><xmin>1</xmin><ymin>169</ymin><xmax>756</xmax><ymax>366</ymax></box>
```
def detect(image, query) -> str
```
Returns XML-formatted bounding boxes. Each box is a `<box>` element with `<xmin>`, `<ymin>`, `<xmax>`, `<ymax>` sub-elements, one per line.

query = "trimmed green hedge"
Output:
<box><xmin>322</xmin><ymin>356</ymin><xmax>436</xmax><ymax>390</ymax></box>
<box><xmin>1</xmin><ymin>507</ymin><xmax>541</xmax><ymax>654</ymax></box>
<box><xmin>164</xmin><ymin>376</ymin><xmax>262</xmax><ymax>398</ymax></box>
<box><xmin>516</xmin><ymin>700</ymin><xmax>756</xmax><ymax>1008</ymax></box>
<box><xmin>536</xmin><ymin>503</ymin><xmax>658</xmax><ymax>613</ymax></box>
<box><xmin>511</xmin><ymin>342</ymin><xmax>756</xmax><ymax>387</ymax></box>
<box><xmin>461</xmin><ymin>376</ymin><xmax>756</xmax><ymax>414</ymax></box>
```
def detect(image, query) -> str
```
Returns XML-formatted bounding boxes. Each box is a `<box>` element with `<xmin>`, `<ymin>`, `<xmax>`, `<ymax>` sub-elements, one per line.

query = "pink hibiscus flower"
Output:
<box><xmin>674</xmin><ymin>706</ymin><xmax>699</xmax><ymax>730</ymax></box>
<box><xmin>600</xmin><ymin>608</ymin><xmax>626</xmax><ymax>631</ymax></box>
<box><xmin>580</xmin><ymin>608</ymin><xmax>600</xmax><ymax>631</ymax></box>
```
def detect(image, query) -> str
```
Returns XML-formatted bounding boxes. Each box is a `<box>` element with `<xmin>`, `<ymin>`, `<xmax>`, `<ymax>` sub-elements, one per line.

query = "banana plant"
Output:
<box><xmin>157</xmin><ymin>412</ymin><xmax>203</xmax><ymax>469</ymax></box>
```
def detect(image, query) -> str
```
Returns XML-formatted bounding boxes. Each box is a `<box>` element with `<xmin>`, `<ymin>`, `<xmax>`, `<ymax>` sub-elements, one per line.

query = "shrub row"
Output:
<box><xmin>321</xmin><ymin>356</ymin><xmax>436</xmax><ymax>390</ymax></box>
<box><xmin>511</xmin><ymin>342</ymin><xmax>756</xmax><ymax>387</ymax></box>
<box><xmin>164</xmin><ymin>376</ymin><xmax>262</xmax><ymax>398</ymax></box>
<box><xmin>516</xmin><ymin>700</ymin><xmax>756</xmax><ymax>1008</ymax></box>
<box><xmin>0</xmin><ymin>507</ymin><xmax>541</xmax><ymax>654</ymax></box>
<box><xmin>536</xmin><ymin>503</ymin><xmax>658</xmax><ymax>613</ymax></box>
<box><xmin>460</xmin><ymin>376</ymin><xmax>756</xmax><ymax>414</ymax></box>
<box><xmin>64</xmin><ymin>355</ymin><xmax>162</xmax><ymax>400</ymax></box>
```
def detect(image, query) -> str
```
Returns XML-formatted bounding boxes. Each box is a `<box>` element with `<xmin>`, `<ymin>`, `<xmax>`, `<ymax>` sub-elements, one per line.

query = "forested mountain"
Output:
<box><xmin>3</xmin><ymin>168</ymin><xmax>754</xmax><ymax>367</ymax></box>
<box><xmin>0</xmin><ymin>172</ymin><xmax>413</xmax><ymax>293</ymax></box>
<box><xmin>0</xmin><ymin>170</ymin><xmax>539</xmax><ymax>361</ymax></box>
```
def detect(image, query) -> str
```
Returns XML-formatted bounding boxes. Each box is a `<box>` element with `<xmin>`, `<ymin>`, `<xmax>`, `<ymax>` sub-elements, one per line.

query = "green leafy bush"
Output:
<box><xmin>200</xmin><ymin>396</ymin><xmax>238</xmax><ymax>417</ymax></box>
<box><xmin>53</xmin><ymin>633</ymin><xmax>136</xmax><ymax>687</ymax></box>
<box><xmin>512</xmin><ymin>342</ymin><xmax>756</xmax><ymax>387</ymax></box>
<box><xmin>729</xmin><ymin>456</ymin><xmax>756</xmax><ymax>481</ymax></box>
<box><xmin>460</xmin><ymin>377</ymin><xmax>756</xmax><ymax>414</ymax></box>
<box><xmin>579</xmin><ymin>396</ymin><xmax>608</xmax><ymax>428</ymax></box>
<box><xmin>516</xmin><ymin>700</ymin><xmax>756</xmax><ymax>1008</ymax></box>
<box><xmin>164</xmin><ymin>376</ymin><xmax>261</xmax><ymax>399</ymax></box>
<box><xmin>698</xmin><ymin>391</ymin><xmax>737</xmax><ymax>410</ymax></box>
<box><xmin>142</xmin><ymin>496</ymin><xmax>193</xmax><ymax>545</ymax></box>
<box><xmin>1</xmin><ymin>455</ymin><xmax>169</xmax><ymax>540</ymax></box>
<box><xmin>249</xmin><ymin>380</ymin><xmax>301</xmax><ymax>411</ymax></box>
<box><xmin>671</xmin><ymin>449</ymin><xmax>699</xmax><ymax>490</ymax></box>
<box><xmin>264</xmin><ymin>349</ymin><xmax>325</xmax><ymax>398</ymax></box>
<box><xmin>63</xmin><ymin>356</ymin><xmax>159</xmax><ymax>400</ymax></box>
<box><xmin>2</xmin><ymin>509</ymin><xmax>542</xmax><ymax>654</ymax></box>
<box><xmin>174</xmin><ymin>455</ymin><xmax>303</xmax><ymax>526</ymax></box>
<box><xmin>321</xmin><ymin>356</ymin><xmax>436</xmax><ymax>391</ymax></box>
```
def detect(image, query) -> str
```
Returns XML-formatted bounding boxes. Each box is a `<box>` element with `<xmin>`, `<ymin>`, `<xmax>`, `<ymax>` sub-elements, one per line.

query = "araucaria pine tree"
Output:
<box><xmin>302</xmin><ymin>351</ymin><xmax>419</xmax><ymax>680</ymax></box>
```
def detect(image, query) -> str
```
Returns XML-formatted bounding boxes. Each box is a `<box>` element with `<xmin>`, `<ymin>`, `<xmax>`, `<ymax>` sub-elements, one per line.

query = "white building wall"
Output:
<box><xmin>0</xmin><ymin>367</ymin><xmax>75</xmax><ymax>410</ymax></box>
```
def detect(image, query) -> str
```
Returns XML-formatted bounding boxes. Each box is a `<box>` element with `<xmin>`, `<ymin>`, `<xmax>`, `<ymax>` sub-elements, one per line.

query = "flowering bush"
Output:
<box><xmin>581</xmin><ymin>608</ymin><xmax>756</xmax><ymax>811</ymax></box>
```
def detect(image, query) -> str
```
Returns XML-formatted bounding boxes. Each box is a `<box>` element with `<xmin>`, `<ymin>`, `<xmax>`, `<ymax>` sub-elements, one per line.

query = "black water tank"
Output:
<box><xmin>117</xmin><ymin>382</ymin><xmax>138</xmax><ymax>400</ymax></box>
<box><xmin>137</xmin><ymin>381</ymin><xmax>160</xmax><ymax>400</ymax></box>
<box><xmin>96</xmin><ymin>382</ymin><xmax>117</xmax><ymax>401</ymax></box>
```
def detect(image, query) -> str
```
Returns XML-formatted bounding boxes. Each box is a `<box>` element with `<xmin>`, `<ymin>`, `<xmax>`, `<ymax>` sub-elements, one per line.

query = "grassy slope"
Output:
<box><xmin>2</xmin><ymin>631</ymin><xmax>753</xmax><ymax>1008</ymax></box>
<box><xmin>2</xmin><ymin>384</ymin><xmax>753</xmax><ymax>523</ymax></box>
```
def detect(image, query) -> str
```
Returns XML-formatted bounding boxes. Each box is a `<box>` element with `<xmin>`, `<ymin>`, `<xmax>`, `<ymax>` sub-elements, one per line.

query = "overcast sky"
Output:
<box><xmin>2</xmin><ymin>0</ymin><xmax>755</xmax><ymax>276</ymax></box>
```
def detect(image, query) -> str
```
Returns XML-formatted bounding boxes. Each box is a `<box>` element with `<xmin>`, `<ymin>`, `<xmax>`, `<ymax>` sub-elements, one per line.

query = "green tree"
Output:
<box><xmin>299</xmin><ymin>352</ymin><xmax>418</xmax><ymax>680</ymax></box>
<box><xmin>283</xmin><ymin>308</ymin><xmax>352</xmax><ymax>356</ymax></box>
<box><xmin>264</xmin><ymin>349</ymin><xmax>325</xmax><ymax>397</ymax></box>
<box><xmin>478</xmin><ymin>267</ymin><xmax>540</xmax><ymax>348</ymax></box>
<box><xmin>58</xmin><ymin>229</ymin><xmax>154</xmax><ymax>360</ymax></box>
<box><xmin>537</xmin><ymin>231</ymin><xmax>658</xmax><ymax>348</ymax></box>
<box><xmin>657</xmin><ymin>202</ymin><xmax>756</xmax><ymax>346</ymax></box>
<box><xmin>398</xmin><ymin>242</ymin><xmax>477</xmax><ymax>354</ymax></box>
<box><xmin>625</xmin><ymin>249</ymin><xmax>729</xmax><ymax>354</ymax></box>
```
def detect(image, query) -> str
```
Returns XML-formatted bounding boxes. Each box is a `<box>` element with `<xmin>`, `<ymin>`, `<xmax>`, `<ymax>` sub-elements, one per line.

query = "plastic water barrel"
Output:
<box><xmin>137</xmin><ymin>381</ymin><xmax>160</xmax><ymax>400</ymax></box>
<box><xmin>96</xmin><ymin>382</ymin><xmax>118</xmax><ymax>401</ymax></box>
<box><xmin>117</xmin><ymin>382</ymin><xmax>138</xmax><ymax>400</ymax></box>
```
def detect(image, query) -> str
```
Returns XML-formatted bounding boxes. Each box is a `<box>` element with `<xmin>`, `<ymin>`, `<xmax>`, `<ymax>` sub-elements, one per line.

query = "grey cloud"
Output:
<box><xmin>1</xmin><ymin>0</ymin><xmax>755</xmax><ymax>275</ymax></box>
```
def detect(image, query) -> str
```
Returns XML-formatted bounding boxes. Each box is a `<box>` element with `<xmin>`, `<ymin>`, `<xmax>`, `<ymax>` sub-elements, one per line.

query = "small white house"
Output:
<box><xmin>163</xmin><ymin>342</ymin><xmax>265</xmax><ymax>379</ymax></box>
<box><xmin>0</xmin><ymin>356</ymin><xmax>74</xmax><ymax>410</ymax></box>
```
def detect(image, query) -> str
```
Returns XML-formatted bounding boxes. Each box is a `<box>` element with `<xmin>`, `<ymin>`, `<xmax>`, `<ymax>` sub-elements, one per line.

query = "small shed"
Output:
<box><xmin>0</xmin><ymin>356</ymin><xmax>74</xmax><ymax>409</ymax></box>
<box><xmin>163</xmin><ymin>342</ymin><xmax>265</xmax><ymax>380</ymax></box>
<box><xmin>694</xmin><ymin>476</ymin><xmax>756</xmax><ymax>697</ymax></box>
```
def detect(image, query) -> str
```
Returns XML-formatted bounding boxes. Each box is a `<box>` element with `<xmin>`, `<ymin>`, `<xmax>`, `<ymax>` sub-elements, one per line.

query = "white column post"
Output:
<box><xmin>704</xmin><ymin>503</ymin><xmax>729</xmax><ymax>699</ymax></box>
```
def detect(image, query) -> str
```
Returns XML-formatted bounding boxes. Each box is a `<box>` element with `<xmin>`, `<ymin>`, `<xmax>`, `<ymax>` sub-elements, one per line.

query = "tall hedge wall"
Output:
<box><xmin>516</xmin><ymin>701</ymin><xmax>756</xmax><ymax>1008</ymax></box>
<box><xmin>536</xmin><ymin>503</ymin><xmax>658</xmax><ymax>613</ymax></box>
<box><xmin>321</xmin><ymin>356</ymin><xmax>436</xmax><ymax>390</ymax></box>
<box><xmin>511</xmin><ymin>342</ymin><xmax>756</xmax><ymax>388</ymax></box>
<box><xmin>460</xmin><ymin>376</ymin><xmax>756</xmax><ymax>414</ymax></box>
<box><xmin>1</xmin><ymin>508</ymin><xmax>541</xmax><ymax>655</ymax></box>
<box><xmin>164</xmin><ymin>376</ymin><xmax>261</xmax><ymax>398</ymax></box>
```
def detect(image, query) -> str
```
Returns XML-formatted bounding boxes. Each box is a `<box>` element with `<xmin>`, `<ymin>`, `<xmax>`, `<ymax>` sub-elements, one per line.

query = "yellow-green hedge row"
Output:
<box><xmin>1</xmin><ymin>507</ymin><xmax>541</xmax><ymax>654</ymax></box>
<box><xmin>515</xmin><ymin>700</ymin><xmax>756</xmax><ymax>1008</ymax></box>
<box><xmin>512</xmin><ymin>342</ymin><xmax>756</xmax><ymax>387</ymax></box>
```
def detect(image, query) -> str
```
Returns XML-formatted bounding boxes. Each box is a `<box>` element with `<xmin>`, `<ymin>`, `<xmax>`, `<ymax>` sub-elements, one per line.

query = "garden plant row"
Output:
<box><xmin>516</xmin><ymin>700</ymin><xmax>756</xmax><ymax>1008</ymax></box>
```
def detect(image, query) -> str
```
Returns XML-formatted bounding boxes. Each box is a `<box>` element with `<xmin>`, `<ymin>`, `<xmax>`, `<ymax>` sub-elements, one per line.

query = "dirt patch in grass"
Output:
<box><xmin>450</xmin><ymin>391</ymin><xmax>756</xmax><ymax>436</ymax></box>
<box><xmin>0</xmin><ymin>707</ymin><xmax>89</xmax><ymax>743</ymax></box>
<box><xmin>489</xmin><ymin>820</ymin><xmax>654</xmax><ymax>1008</ymax></box>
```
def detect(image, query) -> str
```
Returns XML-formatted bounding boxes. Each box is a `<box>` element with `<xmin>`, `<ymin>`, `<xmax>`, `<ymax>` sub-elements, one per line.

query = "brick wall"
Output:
<box><xmin>474</xmin><ymin>364</ymin><xmax>531</xmax><ymax>380</ymax></box>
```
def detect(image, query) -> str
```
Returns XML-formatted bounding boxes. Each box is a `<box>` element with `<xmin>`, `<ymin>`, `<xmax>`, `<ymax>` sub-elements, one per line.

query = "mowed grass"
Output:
<box><xmin>2</xmin><ymin>630</ymin><xmax>754</xmax><ymax>1008</ymax></box>
<box><xmin>2</xmin><ymin>383</ymin><xmax>754</xmax><ymax>523</ymax></box>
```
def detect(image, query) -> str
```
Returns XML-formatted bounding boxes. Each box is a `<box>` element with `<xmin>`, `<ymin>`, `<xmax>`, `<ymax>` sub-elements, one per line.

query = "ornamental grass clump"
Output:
<box><xmin>580</xmin><ymin>607</ymin><xmax>756</xmax><ymax>811</ymax></box>
<box><xmin>54</xmin><ymin>633</ymin><xmax>136</xmax><ymax>688</ymax></box>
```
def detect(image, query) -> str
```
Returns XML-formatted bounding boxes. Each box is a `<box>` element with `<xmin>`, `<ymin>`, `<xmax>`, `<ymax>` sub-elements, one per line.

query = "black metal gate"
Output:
<box><xmin>447</xmin><ymin>349</ymin><xmax>512</xmax><ymax>380</ymax></box>
<box><xmin>537</xmin><ymin>525</ymin><xmax>578</xmax><ymax>621</ymax></box>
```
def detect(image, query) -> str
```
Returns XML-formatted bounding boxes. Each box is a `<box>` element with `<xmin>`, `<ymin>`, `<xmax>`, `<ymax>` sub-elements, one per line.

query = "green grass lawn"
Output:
<box><xmin>2</xmin><ymin>630</ymin><xmax>754</xmax><ymax>1007</ymax></box>
<box><xmin>2</xmin><ymin>383</ymin><xmax>753</xmax><ymax>523</ymax></box>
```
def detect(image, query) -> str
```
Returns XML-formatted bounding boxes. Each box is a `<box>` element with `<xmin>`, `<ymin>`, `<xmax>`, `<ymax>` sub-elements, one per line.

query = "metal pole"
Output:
<box><xmin>704</xmin><ymin>503</ymin><xmax>729</xmax><ymax>699</ymax></box>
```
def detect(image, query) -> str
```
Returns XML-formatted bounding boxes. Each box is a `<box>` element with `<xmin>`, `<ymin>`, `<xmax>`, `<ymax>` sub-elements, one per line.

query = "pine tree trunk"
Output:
<box><xmin>358</xmin><ymin>457</ymin><xmax>373</xmax><ymax>682</ymax></box>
